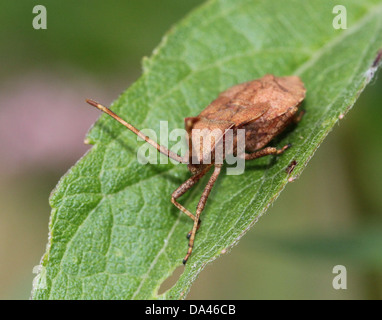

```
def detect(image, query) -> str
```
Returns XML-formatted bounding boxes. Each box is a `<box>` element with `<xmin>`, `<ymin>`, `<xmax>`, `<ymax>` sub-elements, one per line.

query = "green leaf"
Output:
<box><xmin>32</xmin><ymin>0</ymin><xmax>382</xmax><ymax>299</ymax></box>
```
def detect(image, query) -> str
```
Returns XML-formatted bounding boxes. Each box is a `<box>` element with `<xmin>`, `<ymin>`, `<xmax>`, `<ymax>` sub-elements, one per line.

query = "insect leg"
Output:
<box><xmin>244</xmin><ymin>144</ymin><xmax>291</xmax><ymax>160</ymax></box>
<box><xmin>293</xmin><ymin>109</ymin><xmax>305</xmax><ymax>124</ymax></box>
<box><xmin>183</xmin><ymin>164</ymin><xmax>222</xmax><ymax>264</ymax></box>
<box><xmin>171</xmin><ymin>165</ymin><xmax>213</xmax><ymax>223</ymax></box>
<box><xmin>86</xmin><ymin>99</ymin><xmax>186</xmax><ymax>163</ymax></box>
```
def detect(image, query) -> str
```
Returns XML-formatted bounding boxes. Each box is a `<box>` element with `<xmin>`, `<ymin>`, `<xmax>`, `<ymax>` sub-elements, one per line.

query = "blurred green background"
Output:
<box><xmin>1</xmin><ymin>1</ymin><xmax>381</xmax><ymax>299</ymax></box>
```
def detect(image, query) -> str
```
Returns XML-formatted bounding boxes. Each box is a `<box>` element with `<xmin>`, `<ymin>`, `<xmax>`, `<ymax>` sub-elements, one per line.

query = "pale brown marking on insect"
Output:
<box><xmin>86</xmin><ymin>74</ymin><xmax>306</xmax><ymax>264</ymax></box>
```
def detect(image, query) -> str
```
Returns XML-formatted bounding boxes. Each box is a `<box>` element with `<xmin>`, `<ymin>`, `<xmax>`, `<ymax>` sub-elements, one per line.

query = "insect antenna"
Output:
<box><xmin>86</xmin><ymin>99</ymin><xmax>186</xmax><ymax>163</ymax></box>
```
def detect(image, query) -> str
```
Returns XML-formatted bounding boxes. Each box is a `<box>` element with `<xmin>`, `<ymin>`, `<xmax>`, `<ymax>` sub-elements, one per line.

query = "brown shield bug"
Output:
<box><xmin>86</xmin><ymin>74</ymin><xmax>306</xmax><ymax>264</ymax></box>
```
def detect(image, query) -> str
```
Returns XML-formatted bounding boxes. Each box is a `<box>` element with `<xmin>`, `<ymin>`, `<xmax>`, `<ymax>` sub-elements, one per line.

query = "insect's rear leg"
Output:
<box><xmin>171</xmin><ymin>165</ymin><xmax>213</xmax><ymax>223</ymax></box>
<box><xmin>183</xmin><ymin>164</ymin><xmax>222</xmax><ymax>264</ymax></box>
<box><xmin>244</xmin><ymin>144</ymin><xmax>291</xmax><ymax>161</ymax></box>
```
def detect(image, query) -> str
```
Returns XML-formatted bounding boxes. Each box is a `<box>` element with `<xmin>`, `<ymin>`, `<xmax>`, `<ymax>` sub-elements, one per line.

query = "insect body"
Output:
<box><xmin>86</xmin><ymin>74</ymin><xmax>306</xmax><ymax>264</ymax></box>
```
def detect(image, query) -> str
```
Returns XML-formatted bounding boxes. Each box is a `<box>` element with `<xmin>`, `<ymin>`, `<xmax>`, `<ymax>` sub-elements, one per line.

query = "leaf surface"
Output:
<box><xmin>32</xmin><ymin>0</ymin><xmax>382</xmax><ymax>299</ymax></box>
